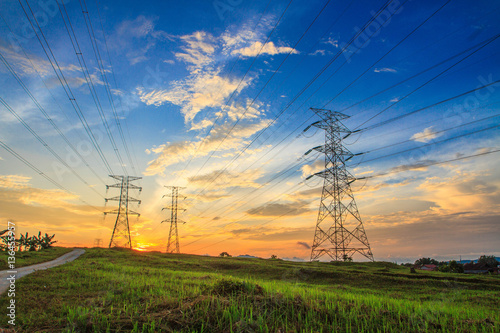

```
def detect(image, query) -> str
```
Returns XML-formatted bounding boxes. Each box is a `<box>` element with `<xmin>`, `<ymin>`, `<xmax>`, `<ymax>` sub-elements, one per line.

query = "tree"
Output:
<box><xmin>439</xmin><ymin>260</ymin><xmax>464</xmax><ymax>273</ymax></box>
<box><xmin>414</xmin><ymin>257</ymin><xmax>439</xmax><ymax>266</ymax></box>
<box><xmin>342</xmin><ymin>254</ymin><xmax>353</xmax><ymax>262</ymax></box>
<box><xmin>270</xmin><ymin>254</ymin><xmax>278</xmax><ymax>260</ymax></box>
<box><xmin>478</xmin><ymin>255</ymin><xmax>499</xmax><ymax>268</ymax></box>
<box><xmin>448</xmin><ymin>260</ymin><xmax>464</xmax><ymax>273</ymax></box>
<box><xmin>219</xmin><ymin>252</ymin><xmax>231</xmax><ymax>257</ymax></box>
<box><xmin>39</xmin><ymin>233</ymin><xmax>57</xmax><ymax>249</ymax></box>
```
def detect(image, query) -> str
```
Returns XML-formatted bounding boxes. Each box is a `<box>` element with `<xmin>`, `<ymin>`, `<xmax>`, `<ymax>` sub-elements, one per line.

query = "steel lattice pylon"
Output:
<box><xmin>105</xmin><ymin>175</ymin><xmax>142</xmax><ymax>249</ymax></box>
<box><xmin>306</xmin><ymin>108</ymin><xmax>373</xmax><ymax>262</ymax></box>
<box><xmin>162</xmin><ymin>186</ymin><xmax>185</xmax><ymax>253</ymax></box>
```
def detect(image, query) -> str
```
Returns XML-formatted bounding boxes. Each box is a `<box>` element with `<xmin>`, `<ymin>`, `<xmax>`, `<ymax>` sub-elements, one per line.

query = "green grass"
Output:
<box><xmin>0</xmin><ymin>247</ymin><xmax>73</xmax><ymax>270</ymax></box>
<box><xmin>0</xmin><ymin>248</ymin><xmax>498</xmax><ymax>332</ymax></box>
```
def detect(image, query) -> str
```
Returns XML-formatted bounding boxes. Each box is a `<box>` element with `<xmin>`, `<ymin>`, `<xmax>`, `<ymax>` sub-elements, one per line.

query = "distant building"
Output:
<box><xmin>464</xmin><ymin>262</ymin><xmax>499</xmax><ymax>274</ymax></box>
<box><xmin>419</xmin><ymin>264</ymin><xmax>438</xmax><ymax>271</ymax></box>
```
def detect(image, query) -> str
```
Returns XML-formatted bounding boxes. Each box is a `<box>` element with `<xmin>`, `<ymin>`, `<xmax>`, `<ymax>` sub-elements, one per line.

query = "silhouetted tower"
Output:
<box><xmin>162</xmin><ymin>186</ymin><xmax>185</xmax><ymax>253</ymax></box>
<box><xmin>105</xmin><ymin>175</ymin><xmax>142</xmax><ymax>249</ymax></box>
<box><xmin>93</xmin><ymin>238</ymin><xmax>102</xmax><ymax>247</ymax></box>
<box><xmin>305</xmin><ymin>108</ymin><xmax>373</xmax><ymax>261</ymax></box>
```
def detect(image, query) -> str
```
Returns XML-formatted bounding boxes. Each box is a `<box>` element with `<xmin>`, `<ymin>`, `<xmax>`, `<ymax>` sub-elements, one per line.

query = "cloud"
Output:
<box><xmin>175</xmin><ymin>31</ymin><xmax>216</xmax><ymax>70</ymax></box>
<box><xmin>0</xmin><ymin>46</ymin><xmax>80</xmax><ymax>78</ymax></box>
<box><xmin>374</xmin><ymin>68</ymin><xmax>397</xmax><ymax>73</ymax></box>
<box><xmin>0</xmin><ymin>175</ymin><xmax>31</xmax><ymax>189</ymax></box>
<box><xmin>113</xmin><ymin>16</ymin><xmax>174</xmax><ymax>65</ymax></box>
<box><xmin>288</xmin><ymin>187</ymin><xmax>322</xmax><ymax>201</ymax></box>
<box><xmin>363</xmin><ymin>199</ymin><xmax>439</xmax><ymax>215</ymax></box>
<box><xmin>475</xmin><ymin>147</ymin><xmax>497</xmax><ymax>154</ymax></box>
<box><xmin>19</xmin><ymin>188</ymin><xmax>79</xmax><ymax>210</ymax></box>
<box><xmin>388</xmin><ymin>160</ymin><xmax>436</xmax><ymax>174</ymax></box>
<box><xmin>367</xmin><ymin>212</ymin><xmax>500</xmax><ymax>258</ymax></box>
<box><xmin>323</xmin><ymin>37</ymin><xmax>339</xmax><ymax>48</ymax></box>
<box><xmin>144</xmin><ymin>114</ymin><xmax>271</xmax><ymax>176</ymax></box>
<box><xmin>137</xmin><ymin>71</ymin><xmax>246</xmax><ymax>123</ymax></box>
<box><xmin>231</xmin><ymin>41</ymin><xmax>298</xmax><ymax>57</ymax></box>
<box><xmin>0</xmin><ymin>180</ymin><xmax>98</xmax><ymax>217</ymax></box>
<box><xmin>410</xmin><ymin>126</ymin><xmax>442</xmax><ymax>143</ymax></box>
<box><xmin>188</xmin><ymin>169</ymin><xmax>263</xmax><ymax>190</ymax></box>
<box><xmin>247</xmin><ymin>200</ymin><xmax>311</xmax><ymax>216</ymax></box>
<box><xmin>0</xmin><ymin>46</ymin><xmax>97</xmax><ymax>89</ymax></box>
<box><xmin>417</xmin><ymin>172</ymin><xmax>500</xmax><ymax>213</ymax></box>
<box><xmin>301</xmin><ymin>159</ymin><xmax>324</xmax><ymax>178</ymax></box>
<box><xmin>297</xmin><ymin>241</ymin><xmax>311</xmax><ymax>249</ymax></box>
<box><xmin>138</xmin><ymin>20</ymin><xmax>297</xmax><ymax>180</ymax></box>
<box><xmin>309</xmin><ymin>49</ymin><xmax>326</xmax><ymax>56</ymax></box>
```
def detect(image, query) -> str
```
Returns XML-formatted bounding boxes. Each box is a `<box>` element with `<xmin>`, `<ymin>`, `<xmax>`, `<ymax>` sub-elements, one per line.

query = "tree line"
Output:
<box><xmin>0</xmin><ymin>230</ymin><xmax>56</xmax><ymax>251</ymax></box>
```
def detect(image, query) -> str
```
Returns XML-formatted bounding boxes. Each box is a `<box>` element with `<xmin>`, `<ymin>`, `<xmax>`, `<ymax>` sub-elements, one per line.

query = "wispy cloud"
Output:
<box><xmin>113</xmin><ymin>16</ymin><xmax>174</xmax><ymax>65</ymax></box>
<box><xmin>309</xmin><ymin>49</ymin><xmax>326</xmax><ymax>56</ymax></box>
<box><xmin>0</xmin><ymin>175</ymin><xmax>31</xmax><ymax>189</ymax></box>
<box><xmin>374</xmin><ymin>67</ymin><xmax>397</xmax><ymax>73</ymax></box>
<box><xmin>188</xmin><ymin>168</ymin><xmax>263</xmax><ymax>190</ymax></box>
<box><xmin>231</xmin><ymin>41</ymin><xmax>298</xmax><ymax>57</ymax></box>
<box><xmin>247</xmin><ymin>200</ymin><xmax>311</xmax><ymax>216</ymax></box>
<box><xmin>410</xmin><ymin>126</ymin><xmax>442</xmax><ymax>143</ymax></box>
<box><xmin>323</xmin><ymin>37</ymin><xmax>339</xmax><ymax>48</ymax></box>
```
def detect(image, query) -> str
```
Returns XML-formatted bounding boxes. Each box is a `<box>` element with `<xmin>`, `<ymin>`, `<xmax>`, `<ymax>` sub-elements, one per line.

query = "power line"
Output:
<box><xmin>358</xmin><ymin>111</ymin><xmax>500</xmax><ymax>156</ymax></box>
<box><xmin>353</xmin><ymin>124</ymin><xmax>499</xmax><ymax>167</ymax></box>
<box><xmin>359</xmin><ymin>148</ymin><xmax>500</xmax><ymax>180</ymax></box>
<box><xmin>357</xmin><ymin>78</ymin><xmax>500</xmax><ymax>133</ymax></box>
<box><xmin>169</xmin><ymin>0</ymin><xmax>274</xmax><ymax>186</ymax></box>
<box><xmin>79</xmin><ymin>0</ymin><xmax>138</xmax><ymax>175</ymax></box>
<box><xmin>190</xmin><ymin>0</ymin><xmax>333</xmax><ymax>180</ymax></box>
<box><xmin>188</xmin><ymin>39</ymin><xmax>500</xmax><ymax>222</ymax></box>
<box><xmin>94</xmin><ymin>0</ymin><xmax>141</xmax><ymax>177</ymax></box>
<box><xmin>183</xmin><ymin>180</ymin><xmax>307</xmax><ymax>250</ymax></box>
<box><xmin>188</xmin><ymin>0</ymin><xmax>398</xmax><ymax>202</ymax></box>
<box><xmin>0</xmin><ymin>139</ymin><xmax>103</xmax><ymax>212</ymax></box>
<box><xmin>352</xmin><ymin>33</ymin><xmax>500</xmax><ymax>130</ymax></box>
<box><xmin>322</xmin><ymin>0</ymin><xmax>451</xmax><ymax>107</ymax></box>
<box><xmin>55</xmin><ymin>0</ymin><xmax>128</xmax><ymax>175</ymax></box>
<box><xmin>0</xmin><ymin>96</ymin><xmax>104</xmax><ymax>199</ymax></box>
<box><xmin>17</xmin><ymin>0</ymin><xmax>114</xmax><ymax>174</ymax></box>
<box><xmin>186</xmin><ymin>0</ymin><xmax>295</xmax><ymax>180</ymax></box>
<box><xmin>0</xmin><ymin>12</ymin><xmax>109</xmax><ymax>179</ymax></box>
<box><xmin>193</xmin><ymin>146</ymin><xmax>500</xmax><ymax>253</ymax></box>
<box><xmin>0</xmin><ymin>49</ymin><xmax>107</xmax><ymax>186</ymax></box>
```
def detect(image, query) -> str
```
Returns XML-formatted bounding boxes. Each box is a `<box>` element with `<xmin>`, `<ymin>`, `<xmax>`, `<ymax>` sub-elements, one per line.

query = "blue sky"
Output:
<box><xmin>0</xmin><ymin>0</ymin><xmax>499</xmax><ymax>262</ymax></box>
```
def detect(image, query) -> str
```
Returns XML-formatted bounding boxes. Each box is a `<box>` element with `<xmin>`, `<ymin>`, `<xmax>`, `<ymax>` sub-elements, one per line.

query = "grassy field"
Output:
<box><xmin>0</xmin><ymin>248</ymin><xmax>498</xmax><ymax>332</ymax></box>
<box><xmin>0</xmin><ymin>247</ymin><xmax>73</xmax><ymax>270</ymax></box>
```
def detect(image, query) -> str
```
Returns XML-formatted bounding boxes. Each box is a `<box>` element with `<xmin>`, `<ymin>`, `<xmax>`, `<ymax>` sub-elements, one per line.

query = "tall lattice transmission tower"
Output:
<box><xmin>105</xmin><ymin>175</ymin><xmax>142</xmax><ymax>249</ymax></box>
<box><xmin>161</xmin><ymin>186</ymin><xmax>185</xmax><ymax>253</ymax></box>
<box><xmin>305</xmin><ymin>108</ymin><xmax>373</xmax><ymax>262</ymax></box>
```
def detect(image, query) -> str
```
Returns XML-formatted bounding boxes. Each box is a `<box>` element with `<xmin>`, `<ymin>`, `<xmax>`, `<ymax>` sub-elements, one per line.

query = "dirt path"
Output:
<box><xmin>0</xmin><ymin>248</ymin><xmax>85</xmax><ymax>294</ymax></box>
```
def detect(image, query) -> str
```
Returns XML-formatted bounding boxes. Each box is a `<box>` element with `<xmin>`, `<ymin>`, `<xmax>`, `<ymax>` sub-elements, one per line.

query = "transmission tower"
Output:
<box><xmin>93</xmin><ymin>238</ymin><xmax>102</xmax><ymax>247</ymax></box>
<box><xmin>161</xmin><ymin>186</ymin><xmax>185</xmax><ymax>253</ymax></box>
<box><xmin>305</xmin><ymin>108</ymin><xmax>373</xmax><ymax>262</ymax></box>
<box><xmin>105</xmin><ymin>175</ymin><xmax>142</xmax><ymax>249</ymax></box>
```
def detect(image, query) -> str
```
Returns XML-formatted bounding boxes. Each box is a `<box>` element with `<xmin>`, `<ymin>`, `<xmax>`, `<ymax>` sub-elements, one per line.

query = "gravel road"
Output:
<box><xmin>0</xmin><ymin>248</ymin><xmax>85</xmax><ymax>294</ymax></box>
